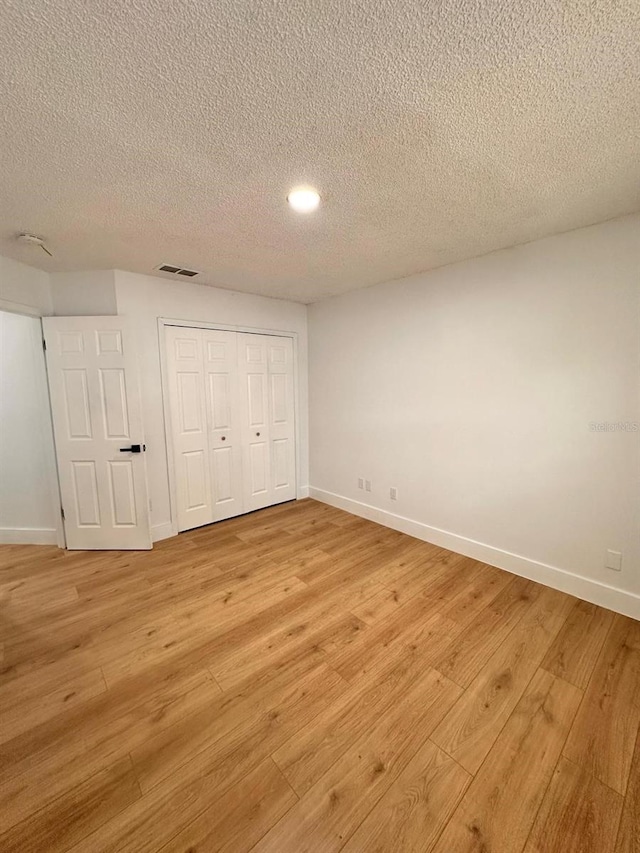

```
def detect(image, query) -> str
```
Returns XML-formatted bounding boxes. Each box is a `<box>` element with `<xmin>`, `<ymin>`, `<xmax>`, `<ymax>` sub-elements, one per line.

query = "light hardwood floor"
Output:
<box><xmin>0</xmin><ymin>499</ymin><xmax>638</xmax><ymax>852</ymax></box>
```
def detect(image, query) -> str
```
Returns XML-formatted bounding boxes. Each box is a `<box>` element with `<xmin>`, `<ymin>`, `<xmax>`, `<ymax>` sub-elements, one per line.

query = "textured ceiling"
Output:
<box><xmin>0</xmin><ymin>1</ymin><xmax>638</xmax><ymax>303</ymax></box>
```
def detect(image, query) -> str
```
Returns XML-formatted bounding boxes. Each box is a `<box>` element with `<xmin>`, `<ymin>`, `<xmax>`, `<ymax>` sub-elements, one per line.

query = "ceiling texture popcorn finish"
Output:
<box><xmin>1</xmin><ymin>1</ymin><xmax>639</xmax><ymax>303</ymax></box>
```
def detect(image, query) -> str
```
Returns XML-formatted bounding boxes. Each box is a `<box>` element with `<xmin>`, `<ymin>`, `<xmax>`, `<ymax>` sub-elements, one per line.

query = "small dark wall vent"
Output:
<box><xmin>156</xmin><ymin>264</ymin><xmax>200</xmax><ymax>277</ymax></box>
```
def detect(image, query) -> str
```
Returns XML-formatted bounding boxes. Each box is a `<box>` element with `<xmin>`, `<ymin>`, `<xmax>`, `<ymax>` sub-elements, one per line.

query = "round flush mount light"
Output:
<box><xmin>287</xmin><ymin>187</ymin><xmax>321</xmax><ymax>213</ymax></box>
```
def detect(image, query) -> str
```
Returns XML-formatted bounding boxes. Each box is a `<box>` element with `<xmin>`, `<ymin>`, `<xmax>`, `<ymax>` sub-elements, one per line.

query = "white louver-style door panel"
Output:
<box><xmin>43</xmin><ymin>317</ymin><xmax>151</xmax><ymax>550</ymax></box>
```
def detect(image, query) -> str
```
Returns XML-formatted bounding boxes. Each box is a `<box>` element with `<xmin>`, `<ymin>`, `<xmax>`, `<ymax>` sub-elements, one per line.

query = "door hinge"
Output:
<box><xmin>42</xmin><ymin>338</ymin><xmax>47</xmax><ymax>351</ymax></box>
<box><xmin>60</xmin><ymin>506</ymin><xmax>65</xmax><ymax>520</ymax></box>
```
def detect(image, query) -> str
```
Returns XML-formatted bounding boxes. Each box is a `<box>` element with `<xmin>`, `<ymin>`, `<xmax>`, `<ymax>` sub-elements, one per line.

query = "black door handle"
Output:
<box><xmin>120</xmin><ymin>444</ymin><xmax>145</xmax><ymax>453</ymax></box>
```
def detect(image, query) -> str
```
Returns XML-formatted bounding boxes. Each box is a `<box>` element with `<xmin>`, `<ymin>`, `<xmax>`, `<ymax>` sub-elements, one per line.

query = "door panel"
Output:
<box><xmin>208</xmin><ymin>374</ymin><xmax>230</xmax><ymax>430</ymax></box>
<box><xmin>238</xmin><ymin>334</ymin><xmax>272</xmax><ymax>511</ymax></box>
<box><xmin>166</xmin><ymin>327</ymin><xmax>213</xmax><ymax>531</ymax></box>
<box><xmin>177</xmin><ymin>372</ymin><xmax>203</xmax><ymax>433</ymax></box>
<box><xmin>96</xmin><ymin>329</ymin><xmax>123</xmax><ymax>355</ymax></box>
<box><xmin>108</xmin><ymin>460</ymin><xmax>137</xmax><ymax>526</ymax></box>
<box><xmin>266</xmin><ymin>336</ymin><xmax>296</xmax><ymax>502</ymax></box>
<box><xmin>184</xmin><ymin>449</ymin><xmax>209</xmax><ymax>509</ymax></box>
<box><xmin>211</xmin><ymin>446</ymin><xmax>234</xmax><ymax>502</ymax></box>
<box><xmin>238</xmin><ymin>333</ymin><xmax>296</xmax><ymax>510</ymax></box>
<box><xmin>62</xmin><ymin>370</ymin><xmax>92</xmax><ymax>437</ymax></box>
<box><xmin>247</xmin><ymin>374</ymin><xmax>266</xmax><ymax>425</ymax></box>
<box><xmin>203</xmin><ymin>329</ymin><xmax>243</xmax><ymax>521</ymax></box>
<box><xmin>270</xmin><ymin>373</ymin><xmax>287</xmax><ymax>424</ymax></box>
<box><xmin>71</xmin><ymin>461</ymin><xmax>101</xmax><ymax>526</ymax></box>
<box><xmin>43</xmin><ymin>316</ymin><xmax>151</xmax><ymax>550</ymax></box>
<box><xmin>99</xmin><ymin>369</ymin><xmax>130</xmax><ymax>437</ymax></box>
<box><xmin>272</xmin><ymin>438</ymin><xmax>290</xmax><ymax>489</ymax></box>
<box><xmin>249</xmin><ymin>440</ymin><xmax>269</xmax><ymax>495</ymax></box>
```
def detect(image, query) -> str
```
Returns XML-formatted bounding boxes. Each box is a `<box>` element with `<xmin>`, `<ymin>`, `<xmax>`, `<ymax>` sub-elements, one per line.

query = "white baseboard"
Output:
<box><xmin>0</xmin><ymin>527</ymin><xmax>58</xmax><ymax>545</ymax></box>
<box><xmin>309</xmin><ymin>487</ymin><xmax>640</xmax><ymax>620</ymax></box>
<box><xmin>298</xmin><ymin>485</ymin><xmax>310</xmax><ymax>499</ymax></box>
<box><xmin>151</xmin><ymin>522</ymin><xmax>175</xmax><ymax>543</ymax></box>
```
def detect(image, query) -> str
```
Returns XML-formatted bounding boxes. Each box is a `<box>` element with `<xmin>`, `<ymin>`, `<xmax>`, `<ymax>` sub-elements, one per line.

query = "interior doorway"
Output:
<box><xmin>0</xmin><ymin>309</ymin><xmax>61</xmax><ymax>545</ymax></box>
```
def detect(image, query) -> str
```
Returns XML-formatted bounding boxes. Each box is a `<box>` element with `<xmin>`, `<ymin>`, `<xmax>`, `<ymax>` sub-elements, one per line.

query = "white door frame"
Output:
<box><xmin>0</xmin><ymin>300</ymin><xmax>66</xmax><ymax>548</ymax></box>
<box><xmin>158</xmin><ymin>317</ymin><xmax>303</xmax><ymax>538</ymax></box>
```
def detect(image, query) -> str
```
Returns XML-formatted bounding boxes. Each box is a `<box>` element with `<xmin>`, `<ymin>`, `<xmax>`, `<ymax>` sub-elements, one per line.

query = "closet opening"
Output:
<box><xmin>160</xmin><ymin>320</ymin><xmax>299</xmax><ymax>534</ymax></box>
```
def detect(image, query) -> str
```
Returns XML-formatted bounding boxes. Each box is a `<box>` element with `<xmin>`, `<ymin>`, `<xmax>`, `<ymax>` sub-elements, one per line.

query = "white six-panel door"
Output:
<box><xmin>166</xmin><ymin>327</ymin><xmax>296</xmax><ymax>531</ymax></box>
<box><xmin>43</xmin><ymin>317</ymin><xmax>151</xmax><ymax>550</ymax></box>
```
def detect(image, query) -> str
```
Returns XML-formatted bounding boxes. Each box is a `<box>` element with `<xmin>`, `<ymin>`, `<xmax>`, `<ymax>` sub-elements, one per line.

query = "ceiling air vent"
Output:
<box><xmin>156</xmin><ymin>264</ymin><xmax>200</xmax><ymax>277</ymax></box>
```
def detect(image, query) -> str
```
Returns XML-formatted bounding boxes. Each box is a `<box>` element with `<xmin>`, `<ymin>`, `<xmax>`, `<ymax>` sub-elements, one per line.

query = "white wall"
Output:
<box><xmin>114</xmin><ymin>270</ymin><xmax>309</xmax><ymax>540</ymax></box>
<box><xmin>50</xmin><ymin>270</ymin><xmax>117</xmax><ymax>316</ymax></box>
<box><xmin>0</xmin><ymin>310</ymin><xmax>59</xmax><ymax>544</ymax></box>
<box><xmin>0</xmin><ymin>254</ymin><xmax>52</xmax><ymax>316</ymax></box>
<box><xmin>309</xmin><ymin>215</ymin><xmax>640</xmax><ymax>617</ymax></box>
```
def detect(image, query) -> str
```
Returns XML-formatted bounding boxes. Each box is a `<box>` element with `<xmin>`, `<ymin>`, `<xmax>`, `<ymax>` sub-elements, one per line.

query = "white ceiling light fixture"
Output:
<box><xmin>287</xmin><ymin>187</ymin><xmax>321</xmax><ymax>213</ymax></box>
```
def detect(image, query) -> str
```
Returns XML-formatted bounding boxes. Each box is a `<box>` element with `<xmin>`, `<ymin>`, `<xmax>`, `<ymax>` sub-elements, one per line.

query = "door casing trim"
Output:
<box><xmin>158</xmin><ymin>317</ymin><xmax>303</xmax><ymax>540</ymax></box>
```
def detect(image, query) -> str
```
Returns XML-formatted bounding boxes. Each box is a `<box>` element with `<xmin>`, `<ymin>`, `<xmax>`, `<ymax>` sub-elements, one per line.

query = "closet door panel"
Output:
<box><xmin>247</xmin><ymin>374</ymin><xmax>266</xmax><ymax>425</ymax></box>
<box><xmin>183</xmin><ymin>449</ymin><xmax>209</xmax><ymax>510</ymax></box>
<box><xmin>166</xmin><ymin>327</ymin><xmax>213</xmax><ymax>531</ymax></box>
<box><xmin>267</xmin><ymin>336</ymin><xmax>296</xmax><ymax>502</ymax></box>
<box><xmin>238</xmin><ymin>333</ymin><xmax>272</xmax><ymax>511</ymax></box>
<box><xmin>204</xmin><ymin>330</ymin><xmax>243</xmax><ymax>521</ymax></box>
<box><xmin>272</xmin><ymin>438</ymin><xmax>290</xmax><ymax>489</ymax></box>
<box><xmin>211</xmin><ymin>446</ymin><xmax>234</xmax><ymax>502</ymax></box>
<box><xmin>249</xmin><ymin>442</ymin><xmax>269</xmax><ymax>494</ymax></box>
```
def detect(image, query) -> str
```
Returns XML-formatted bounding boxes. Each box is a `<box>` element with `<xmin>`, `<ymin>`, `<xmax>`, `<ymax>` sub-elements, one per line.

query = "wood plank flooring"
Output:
<box><xmin>0</xmin><ymin>498</ymin><xmax>638</xmax><ymax>853</ymax></box>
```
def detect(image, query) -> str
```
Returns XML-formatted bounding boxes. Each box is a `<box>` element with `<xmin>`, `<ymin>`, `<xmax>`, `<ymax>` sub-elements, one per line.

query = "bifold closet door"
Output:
<box><xmin>167</xmin><ymin>327</ymin><xmax>296</xmax><ymax>531</ymax></box>
<box><xmin>238</xmin><ymin>333</ymin><xmax>296</xmax><ymax>511</ymax></box>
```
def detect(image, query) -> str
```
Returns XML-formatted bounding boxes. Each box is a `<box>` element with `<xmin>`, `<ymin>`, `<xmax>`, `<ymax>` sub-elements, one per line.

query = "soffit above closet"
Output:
<box><xmin>1</xmin><ymin>0</ymin><xmax>639</xmax><ymax>303</ymax></box>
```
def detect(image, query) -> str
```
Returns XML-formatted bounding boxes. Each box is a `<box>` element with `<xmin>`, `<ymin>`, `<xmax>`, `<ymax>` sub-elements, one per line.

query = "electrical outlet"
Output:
<box><xmin>358</xmin><ymin>477</ymin><xmax>364</xmax><ymax>490</ymax></box>
<box><xmin>365</xmin><ymin>480</ymin><xmax>372</xmax><ymax>492</ymax></box>
<box><xmin>606</xmin><ymin>549</ymin><xmax>622</xmax><ymax>572</ymax></box>
<box><xmin>390</xmin><ymin>487</ymin><xmax>398</xmax><ymax>501</ymax></box>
